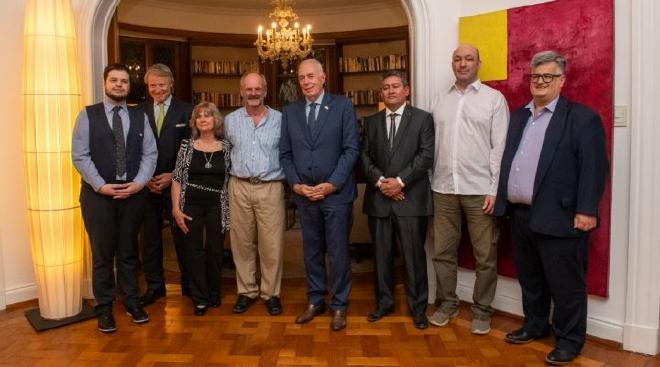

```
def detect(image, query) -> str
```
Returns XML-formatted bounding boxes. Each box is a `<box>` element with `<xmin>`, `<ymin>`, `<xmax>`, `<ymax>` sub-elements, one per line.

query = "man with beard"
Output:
<box><xmin>139</xmin><ymin>64</ymin><xmax>192</xmax><ymax>306</ymax></box>
<box><xmin>72</xmin><ymin>63</ymin><xmax>158</xmax><ymax>333</ymax></box>
<box><xmin>225</xmin><ymin>72</ymin><xmax>285</xmax><ymax>315</ymax></box>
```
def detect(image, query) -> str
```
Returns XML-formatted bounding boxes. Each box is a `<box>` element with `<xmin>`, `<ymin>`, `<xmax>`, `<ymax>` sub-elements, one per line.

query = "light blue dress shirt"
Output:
<box><xmin>305</xmin><ymin>91</ymin><xmax>325</xmax><ymax>121</ymax></box>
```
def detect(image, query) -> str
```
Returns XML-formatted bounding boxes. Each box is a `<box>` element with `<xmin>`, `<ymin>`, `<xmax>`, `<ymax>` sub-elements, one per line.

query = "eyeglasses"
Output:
<box><xmin>528</xmin><ymin>73</ymin><xmax>563</xmax><ymax>83</ymax></box>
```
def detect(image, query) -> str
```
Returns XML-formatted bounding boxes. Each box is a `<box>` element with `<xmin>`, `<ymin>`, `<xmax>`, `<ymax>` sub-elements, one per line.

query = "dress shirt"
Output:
<box><xmin>72</xmin><ymin>98</ymin><xmax>158</xmax><ymax>191</ymax></box>
<box><xmin>224</xmin><ymin>106</ymin><xmax>284</xmax><ymax>180</ymax></box>
<box><xmin>507</xmin><ymin>97</ymin><xmax>559</xmax><ymax>205</ymax></box>
<box><xmin>377</xmin><ymin>104</ymin><xmax>407</xmax><ymax>188</ymax></box>
<box><xmin>431</xmin><ymin>80</ymin><xmax>509</xmax><ymax>196</ymax></box>
<box><xmin>153</xmin><ymin>94</ymin><xmax>172</xmax><ymax>121</ymax></box>
<box><xmin>305</xmin><ymin>91</ymin><xmax>325</xmax><ymax>121</ymax></box>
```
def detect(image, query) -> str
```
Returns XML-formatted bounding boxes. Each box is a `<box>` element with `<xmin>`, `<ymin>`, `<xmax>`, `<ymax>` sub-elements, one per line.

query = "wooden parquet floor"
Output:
<box><xmin>0</xmin><ymin>273</ymin><xmax>658</xmax><ymax>367</ymax></box>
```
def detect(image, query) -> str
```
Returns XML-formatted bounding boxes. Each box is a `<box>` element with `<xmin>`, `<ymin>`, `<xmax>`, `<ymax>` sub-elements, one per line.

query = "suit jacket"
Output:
<box><xmin>361</xmin><ymin>105</ymin><xmax>435</xmax><ymax>217</ymax></box>
<box><xmin>494</xmin><ymin>96</ymin><xmax>609</xmax><ymax>238</ymax></box>
<box><xmin>140</xmin><ymin>96</ymin><xmax>193</xmax><ymax>176</ymax></box>
<box><xmin>279</xmin><ymin>92</ymin><xmax>360</xmax><ymax>206</ymax></box>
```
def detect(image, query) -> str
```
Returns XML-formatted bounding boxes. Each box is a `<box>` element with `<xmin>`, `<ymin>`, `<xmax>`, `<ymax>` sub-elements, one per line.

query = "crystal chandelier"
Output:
<box><xmin>255</xmin><ymin>0</ymin><xmax>314</xmax><ymax>68</ymax></box>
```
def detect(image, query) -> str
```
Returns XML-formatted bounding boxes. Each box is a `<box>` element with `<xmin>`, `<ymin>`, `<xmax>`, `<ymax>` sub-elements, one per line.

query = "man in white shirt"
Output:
<box><xmin>429</xmin><ymin>44</ymin><xmax>509</xmax><ymax>335</ymax></box>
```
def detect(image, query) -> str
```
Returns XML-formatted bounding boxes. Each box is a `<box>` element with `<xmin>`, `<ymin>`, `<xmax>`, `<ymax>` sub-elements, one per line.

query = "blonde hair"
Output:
<box><xmin>144</xmin><ymin>63</ymin><xmax>174</xmax><ymax>85</ymax></box>
<box><xmin>190</xmin><ymin>102</ymin><xmax>224</xmax><ymax>140</ymax></box>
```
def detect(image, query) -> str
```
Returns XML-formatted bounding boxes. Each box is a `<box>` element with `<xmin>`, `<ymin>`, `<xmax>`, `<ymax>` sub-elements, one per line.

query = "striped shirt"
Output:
<box><xmin>224</xmin><ymin>106</ymin><xmax>284</xmax><ymax>181</ymax></box>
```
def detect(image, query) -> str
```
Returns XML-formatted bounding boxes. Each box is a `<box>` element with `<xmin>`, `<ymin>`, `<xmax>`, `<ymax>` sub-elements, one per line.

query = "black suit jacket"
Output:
<box><xmin>494</xmin><ymin>96</ymin><xmax>609</xmax><ymax>238</ymax></box>
<box><xmin>361</xmin><ymin>105</ymin><xmax>435</xmax><ymax>217</ymax></box>
<box><xmin>141</xmin><ymin>97</ymin><xmax>193</xmax><ymax>176</ymax></box>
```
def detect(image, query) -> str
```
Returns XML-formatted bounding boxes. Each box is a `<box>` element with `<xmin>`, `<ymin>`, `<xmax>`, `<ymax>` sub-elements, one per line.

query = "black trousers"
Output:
<box><xmin>182</xmin><ymin>204</ymin><xmax>224</xmax><ymax>307</ymax></box>
<box><xmin>510</xmin><ymin>205</ymin><xmax>589</xmax><ymax>354</ymax></box>
<box><xmin>368</xmin><ymin>213</ymin><xmax>428</xmax><ymax>318</ymax></box>
<box><xmin>80</xmin><ymin>185</ymin><xmax>145</xmax><ymax>314</ymax></box>
<box><xmin>142</xmin><ymin>190</ymin><xmax>189</xmax><ymax>295</ymax></box>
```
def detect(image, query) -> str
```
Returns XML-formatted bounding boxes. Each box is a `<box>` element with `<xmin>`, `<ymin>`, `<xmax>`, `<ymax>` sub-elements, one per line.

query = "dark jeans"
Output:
<box><xmin>182</xmin><ymin>204</ymin><xmax>224</xmax><ymax>306</ymax></box>
<box><xmin>80</xmin><ymin>185</ymin><xmax>145</xmax><ymax>314</ymax></box>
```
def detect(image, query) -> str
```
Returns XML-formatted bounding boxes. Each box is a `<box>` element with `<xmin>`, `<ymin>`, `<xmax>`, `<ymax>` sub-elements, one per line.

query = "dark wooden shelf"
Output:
<box><xmin>192</xmin><ymin>73</ymin><xmax>242</xmax><ymax>78</ymax></box>
<box><xmin>339</xmin><ymin>68</ymin><xmax>406</xmax><ymax>76</ymax></box>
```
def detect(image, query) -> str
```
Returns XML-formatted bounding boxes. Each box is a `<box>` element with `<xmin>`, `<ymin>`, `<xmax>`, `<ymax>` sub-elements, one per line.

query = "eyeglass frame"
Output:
<box><xmin>528</xmin><ymin>73</ymin><xmax>563</xmax><ymax>83</ymax></box>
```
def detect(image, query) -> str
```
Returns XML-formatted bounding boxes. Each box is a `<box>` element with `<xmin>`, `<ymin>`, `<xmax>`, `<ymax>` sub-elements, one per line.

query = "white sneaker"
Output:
<box><xmin>428</xmin><ymin>309</ymin><xmax>459</xmax><ymax>327</ymax></box>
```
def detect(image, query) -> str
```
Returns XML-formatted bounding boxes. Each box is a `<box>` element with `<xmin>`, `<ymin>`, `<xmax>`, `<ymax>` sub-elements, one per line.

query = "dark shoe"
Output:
<box><xmin>210</xmin><ymin>300</ymin><xmax>221</xmax><ymax>308</ymax></box>
<box><xmin>97</xmin><ymin>313</ymin><xmax>117</xmax><ymax>333</ymax></box>
<box><xmin>266</xmin><ymin>297</ymin><xmax>283</xmax><ymax>316</ymax></box>
<box><xmin>504</xmin><ymin>328</ymin><xmax>548</xmax><ymax>344</ymax></box>
<box><xmin>125</xmin><ymin>307</ymin><xmax>149</xmax><ymax>324</ymax></box>
<box><xmin>367</xmin><ymin>306</ymin><xmax>394</xmax><ymax>322</ymax></box>
<box><xmin>232</xmin><ymin>295</ymin><xmax>257</xmax><ymax>313</ymax></box>
<box><xmin>545</xmin><ymin>348</ymin><xmax>578</xmax><ymax>365</ymax></box>
<box><xmin>194</xmin><ymin>304</ymin><xmax>208</xmax><ymax>316</ymax></box>
<box><xmin>413</xmin><ymin>314</ymin><xmax>429</xmax><ymax>329</ymax></box>
<box><xmin>331</xmin><ymin>310</ymin><xmax>347</xmax><ymax>331</ymax></box>
<box><xmin>139</xmin><ymin>289</ymin><xmax>165</xmax><ymax>306</ymax></box>
<box><xmin>295</xmin><ymin>303</ymin><xmax>326</xmax><ymax>324</ymax></box>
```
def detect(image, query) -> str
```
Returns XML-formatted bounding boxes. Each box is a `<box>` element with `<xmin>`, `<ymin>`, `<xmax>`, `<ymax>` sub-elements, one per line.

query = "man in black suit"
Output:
<box><xmin>494</xmin><ymin>51</ymin><xmax>608</xmax><ymax>365</ymax></box>
<box><xmin>139</xmin><ymin>63</ymin><xmax>193</xmax><ymax>306</ymax></box>
<box><xmin>360</xmin><ymin>70</ymin><xmax>435</xmax><ymax>329</ymax></box>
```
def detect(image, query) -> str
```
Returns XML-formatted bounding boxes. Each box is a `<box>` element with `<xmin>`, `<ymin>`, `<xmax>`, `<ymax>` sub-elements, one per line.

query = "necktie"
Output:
<box><xmin>112</xmin><ymin>105</ymin><xmax>127</xmax><ymax>177</ymax></box>
<box><xmin>388</xmin><ymin>113</ymin><xmax>398</xmax><ymax>148</ymax></box>
<box><xmin>156</xmin><ymin>102</ymin><xmax>165</xmax><ymax>137</ymax></box>
<box><xmin>307</xmin><ymin>102</ymin><xmax>318</xmax><ymax>133</ymax></box>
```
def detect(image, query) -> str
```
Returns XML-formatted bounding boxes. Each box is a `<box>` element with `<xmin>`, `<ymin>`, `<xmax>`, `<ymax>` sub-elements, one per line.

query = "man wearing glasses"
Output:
<box><xmin>494</xmin><ymin>50</ymin><xmax>608</xmax><ymax>365</ymax></box>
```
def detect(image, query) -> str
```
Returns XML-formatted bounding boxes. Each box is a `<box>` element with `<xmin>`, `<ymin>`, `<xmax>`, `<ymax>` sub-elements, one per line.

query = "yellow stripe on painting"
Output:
<box><xmin>459</xmin><ymin>9</ymin><xmax>508</xmax><ymax>81</ymax></box>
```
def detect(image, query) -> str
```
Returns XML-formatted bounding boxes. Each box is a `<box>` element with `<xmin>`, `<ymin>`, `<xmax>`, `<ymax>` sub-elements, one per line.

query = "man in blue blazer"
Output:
<box><xmin>280</xmin><ymin>58</ymin><xmax>360</xmax><ymax>331</ymax></box>
<box><xmin>494</xmin><ymin>51</ymin><xmax>608</xmax><ymax>365</ymax></box>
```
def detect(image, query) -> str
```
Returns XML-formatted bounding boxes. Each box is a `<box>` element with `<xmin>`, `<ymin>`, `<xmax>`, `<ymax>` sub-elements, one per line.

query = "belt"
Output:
<box><xmin>508</xmin><ymin>202</ymin><xmax>531</xmax><ymax>210</ymax></box>
<box><xmin>233</xmin><ymin>176</ymin><xmax>281</xmax><ymax>185</ymax></box>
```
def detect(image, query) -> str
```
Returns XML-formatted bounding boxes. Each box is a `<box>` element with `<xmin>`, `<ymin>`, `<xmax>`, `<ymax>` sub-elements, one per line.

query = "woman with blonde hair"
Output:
<box><xmin>171</xmin><ymin>102</ymin><xmax>231</xmax><ymax>315</ymax></box>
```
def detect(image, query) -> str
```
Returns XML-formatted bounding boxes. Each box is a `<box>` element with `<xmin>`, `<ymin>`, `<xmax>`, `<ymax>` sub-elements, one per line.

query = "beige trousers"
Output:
<box><xmin>228</xmin><ymin>177</ymin><xmax>285</xmax><ymax>299</ymax></box>
<box><xmin>432</xmin><ymin>193</ymin><xmax>499</xmax><ymax>316</ymax></box>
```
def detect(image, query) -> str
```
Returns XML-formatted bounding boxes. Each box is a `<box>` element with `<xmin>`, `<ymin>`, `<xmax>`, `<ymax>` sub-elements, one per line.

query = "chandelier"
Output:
<box><xmin>255</xmin><ymin>0</ymin><xmax>314</xmax><ymax>68</ymax></box>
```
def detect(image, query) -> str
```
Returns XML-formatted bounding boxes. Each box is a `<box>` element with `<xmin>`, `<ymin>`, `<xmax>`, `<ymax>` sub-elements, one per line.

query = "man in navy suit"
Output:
<box><xmin>139</xmin><ymin>64</ymin><xmax>192</xmax><ymax>306</ymax></box>
<box><xmin>280</xmin><ymin>58</ymin><xmax>360</xmax><ymax>331</ymax></box>
<box><xmin>494</xmin><ymin>51</ymin><xmax>608</xmax><ymax>365</ymax></box>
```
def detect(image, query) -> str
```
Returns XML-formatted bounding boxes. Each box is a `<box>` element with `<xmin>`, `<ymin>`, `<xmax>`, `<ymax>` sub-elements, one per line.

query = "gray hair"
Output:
<box><xmin>531</xmin><ymin>50</ymin><xmax>567</xmax><ymax>73</ymax></box>
<box><xmin>240</xmin><ymin>72</ymin><xmax>267</xmax><ymax>89</ymax></box>
<box><xmin>381</xmin><ymin>69</ymin><xmax>409</xmax><ymax>87</ymax></box>
<box><xmin>144</xmin><ymin>63</ymin><xmax>174</xmax><ymax>84</ymax></box>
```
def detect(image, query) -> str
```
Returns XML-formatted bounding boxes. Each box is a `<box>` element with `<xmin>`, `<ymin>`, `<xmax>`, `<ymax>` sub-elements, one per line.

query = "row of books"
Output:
<box><xmin>192</xmin><ymin>59</ymin><xmax>259</xmax><ymax>76</ymax></box>
<box><xmin>192</xmin><ymin>91</ymin><xmax>242</xmax><ymax>108</ymax></box>
<box><xmin>338</xmin><ymin>54</ymin><xmax>407</xmax><ymax>73</ymax></box>
<box><xmin>344</xmin><ymin>89</ymin><xmax>380</xmax><ymax>106</ymax></box>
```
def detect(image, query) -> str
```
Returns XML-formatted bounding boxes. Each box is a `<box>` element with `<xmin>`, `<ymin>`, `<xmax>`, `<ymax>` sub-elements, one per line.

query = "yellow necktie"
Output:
<box><xmin>156</xmin><ymin>103</ymin><xmax>165</xmax><ymax>137</ymax></box>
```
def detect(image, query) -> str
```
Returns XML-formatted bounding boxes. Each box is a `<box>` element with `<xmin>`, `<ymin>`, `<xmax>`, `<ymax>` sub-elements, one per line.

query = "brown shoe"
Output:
<box><xmin>295</xmin><ymin>303</ymin><xmax>326</xmax><ymax>324</ymax></box>
<box><xmin>331</xmin><ymin>310</ymin><xmax>347</xmax><ymax>331</ymax></box>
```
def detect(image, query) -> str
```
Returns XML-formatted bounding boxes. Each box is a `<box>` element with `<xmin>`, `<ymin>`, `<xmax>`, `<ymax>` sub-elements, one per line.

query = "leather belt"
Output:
<box><xmin>233</xmin><ymin>176</ymin><xmax>280</xmax><ymax>185</ymax></box>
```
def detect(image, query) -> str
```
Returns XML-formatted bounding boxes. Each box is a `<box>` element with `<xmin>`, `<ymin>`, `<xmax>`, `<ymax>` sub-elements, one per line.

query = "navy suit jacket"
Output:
<box><xmin>360</xmin><ymin>105</ymin><xmax>435</xmax><ymax>217</ymax></box>
<box><xmin>494</xmin><ymin>96</ymin><xmax>609</xmax><ymax>238</ymax></box>
<box><xmin>280</xmin><ymin>92</ymin><xmax>360</xmax><ymax>206</ymax></box>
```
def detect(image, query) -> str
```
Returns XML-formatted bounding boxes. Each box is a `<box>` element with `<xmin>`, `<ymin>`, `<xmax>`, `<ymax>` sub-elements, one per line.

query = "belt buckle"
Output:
<box><xmin>249</xmin><ymin>176</ymin><xmax>262</xmax><ymax>184</ymax></box>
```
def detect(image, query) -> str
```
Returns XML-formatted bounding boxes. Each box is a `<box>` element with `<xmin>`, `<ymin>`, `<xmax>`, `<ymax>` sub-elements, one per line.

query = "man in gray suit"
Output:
<box><xmin>360</xmin><ymin>70</ymin><xmax>435</xmax><ymax>329</ymax></box>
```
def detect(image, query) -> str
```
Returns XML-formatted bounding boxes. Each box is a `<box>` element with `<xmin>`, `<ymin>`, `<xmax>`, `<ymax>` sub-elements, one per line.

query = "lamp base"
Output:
<box><xmin>25</xmin><ymin>301</ymin><xmax>95</xmax><ymax>332</ymax></box>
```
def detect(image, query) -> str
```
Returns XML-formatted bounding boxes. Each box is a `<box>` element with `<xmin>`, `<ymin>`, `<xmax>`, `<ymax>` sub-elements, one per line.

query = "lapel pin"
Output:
<box><xmin>324</xmin><ymin>106</ymin><xmax>329</xmax><ymax>110</ymax></box>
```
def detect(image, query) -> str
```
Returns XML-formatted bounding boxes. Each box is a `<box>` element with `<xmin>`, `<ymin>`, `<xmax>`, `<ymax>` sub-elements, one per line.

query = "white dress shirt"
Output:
<box><xmin>377</xmin><ymin>104</ymin><xmax>407</xmax><ymax>188</ymax></box>
<box><xmin>431</xmin><ymin>80</ymin><xmax>509</xmax><ymax>196</ymax></box>
<box><xmin>153</xmin><ymin>94</ymin><xmax>172</xmax><ymax>120</ymax></box>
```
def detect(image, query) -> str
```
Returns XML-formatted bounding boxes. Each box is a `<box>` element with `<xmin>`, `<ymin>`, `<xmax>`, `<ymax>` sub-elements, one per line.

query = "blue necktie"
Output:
<box><xmin>307</xmin><ymin>102</ymin><xmax>318</xmax><ymax>134</ymax></box>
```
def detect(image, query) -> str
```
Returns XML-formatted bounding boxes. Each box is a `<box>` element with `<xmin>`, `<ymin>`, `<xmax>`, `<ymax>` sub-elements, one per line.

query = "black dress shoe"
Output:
<box><xmin>232</xmin><ymin>295</ymin><xmax>257</xmax><ymax>313</ymax></box>
<box><xmin>504</xmin><ymin>328</ymin><xmax>548</xmax><ymax>344</ymax></box>
<box><xmin>295</xmin><ymin>303</ymin><xmax>326</xmax><ymax>324</ymax></box>
<box><xmin>330</xmin><ymin>310</ymin><xmax>347</xmax><ymax>331</ymax></box>
<box><xmin>545</xmin><ymin>348</ymin><xmax>578</xmax><ymax>365</ymax></box>
<box><xmin>125</xmin><ymin>307</ymin><xmax>149</xmax><ymax>324</ymax></box>
<box><xmin>139</xmin><ymin>289</ymin><xmax>166</xmax><ymax>306</ymax></box>
<box><xmin>194</xmin><ymin>305</ymin><xmax>208</xmax><ymax>316</ymax></box>
<box><xmin>413</xmin><ymin>314</ymin><xmax>429</xmax><ymax>329</ymax></box>
<box><xmin>367</xmin><ymin>306</ymin><xmax>394</xmax><ymax>322</ymax></box>
<box><xmin>97</xmin><ymin>313</ymin><xmax>117</xmax><ymax>333</ymax></box>
<box><xmin>266</xmin><ymin>297</ymin><xmax>283</xmax><ymax>315</ymax></box>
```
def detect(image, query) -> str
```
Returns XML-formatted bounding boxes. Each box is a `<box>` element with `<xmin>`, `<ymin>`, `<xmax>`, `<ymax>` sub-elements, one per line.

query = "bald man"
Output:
<box><xmin>429</xmin><ymin>44</ymin><xmax>509</xmax><ymax>334</ymax></box>
<box><xmin>279</xmin><ymin>59</ymin><xmax>360</xmax><ymax>331</ymax></box>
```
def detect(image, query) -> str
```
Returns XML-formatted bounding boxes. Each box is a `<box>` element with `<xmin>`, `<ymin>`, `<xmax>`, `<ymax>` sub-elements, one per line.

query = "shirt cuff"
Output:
<box><xmin>376</xmin><ymin>176</ymin><xmax>385</xmax><ymax>188</ymax></box>
<box><xmin>396</xmin><ymin>177</ymin><xmax>405</xmax><ymax>188</ymax></box>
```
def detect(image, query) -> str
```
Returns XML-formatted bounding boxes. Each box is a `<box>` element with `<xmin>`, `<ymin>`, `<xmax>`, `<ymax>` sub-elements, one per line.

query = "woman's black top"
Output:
<box><xmin>185</xmin><ymin>148</ymin><xmax>225</xmax><ymax>206</ymax></box>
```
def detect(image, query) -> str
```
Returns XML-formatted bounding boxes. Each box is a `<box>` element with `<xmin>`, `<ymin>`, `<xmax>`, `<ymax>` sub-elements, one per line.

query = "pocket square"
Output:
<box><xmin>175</xmin><ymin>123</ymin><xmax>186</xmax><ymax>127</ymax></box>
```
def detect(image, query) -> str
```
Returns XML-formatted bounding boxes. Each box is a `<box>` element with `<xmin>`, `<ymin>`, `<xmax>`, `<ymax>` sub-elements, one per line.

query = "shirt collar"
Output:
<box><xmin>103</xmin><ymin>97</ymin><xmax>128</xmax><ymax>113</ymax></box>
<box><xmin>306</xmin><ymin>91</ymin><xmax>325</xmax><ymax>107</ymax></box>
<box><xmin>239</xmin><ymin>106</ymin><xmax>271</xmax><ymax>121</ymax></box>
<box><xmin>525</xmin><ymin>96</ymin><xmax>560</xmax><ymax>113</ymax></box>
<box><xmin>448</xmin><ymin>79</ymin><xmax>482</xmax><ymax>94</ymax></box>
<box><xmin>153</xmin><ymin>94</ymin><xmax>172</xmax><ymax>107</ymax></box>
<box><xmin>385</xmin><ymin>103</ymin><xmax>406</xmax><ymax>116</ymax></box>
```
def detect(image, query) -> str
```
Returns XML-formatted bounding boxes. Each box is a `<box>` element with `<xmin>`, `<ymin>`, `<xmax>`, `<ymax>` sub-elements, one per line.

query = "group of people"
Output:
<box><xmin>71</xmin><ymin>43</ymin><xmax>608</xmax><ymax>366</ymax></box>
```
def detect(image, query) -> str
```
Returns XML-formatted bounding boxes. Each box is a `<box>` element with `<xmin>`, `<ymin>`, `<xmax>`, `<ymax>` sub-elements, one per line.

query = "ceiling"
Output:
<box><xmin>153</xmin><ymin>0</ymin><xmax>396</xmax><ymax>10</ymax></box>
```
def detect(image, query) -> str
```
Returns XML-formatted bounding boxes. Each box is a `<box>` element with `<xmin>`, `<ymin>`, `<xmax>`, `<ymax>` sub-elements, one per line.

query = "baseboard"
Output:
<box><xmin>5</xmin><ymin>283</ymin><xmax>37</xmax><ymax>305</ymax></box>
<box><xmin>623</xmin><ymin>323</ymin><xmax>660</xmax><ymax>355</ymax></box>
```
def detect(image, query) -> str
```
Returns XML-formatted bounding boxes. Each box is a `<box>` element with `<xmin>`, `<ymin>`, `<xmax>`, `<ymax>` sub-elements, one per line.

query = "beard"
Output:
<box><xmin>105</xmin><ymin>89</ymin><xmax>128</xmax><ymax>103</ymax></box>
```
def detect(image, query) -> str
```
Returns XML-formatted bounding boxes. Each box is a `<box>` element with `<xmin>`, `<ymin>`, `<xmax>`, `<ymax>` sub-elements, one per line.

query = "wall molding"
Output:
<box><xmin>5</xmin><ymin>283</ymin><xmax>37</xmax><ymax>306</ymax></box>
